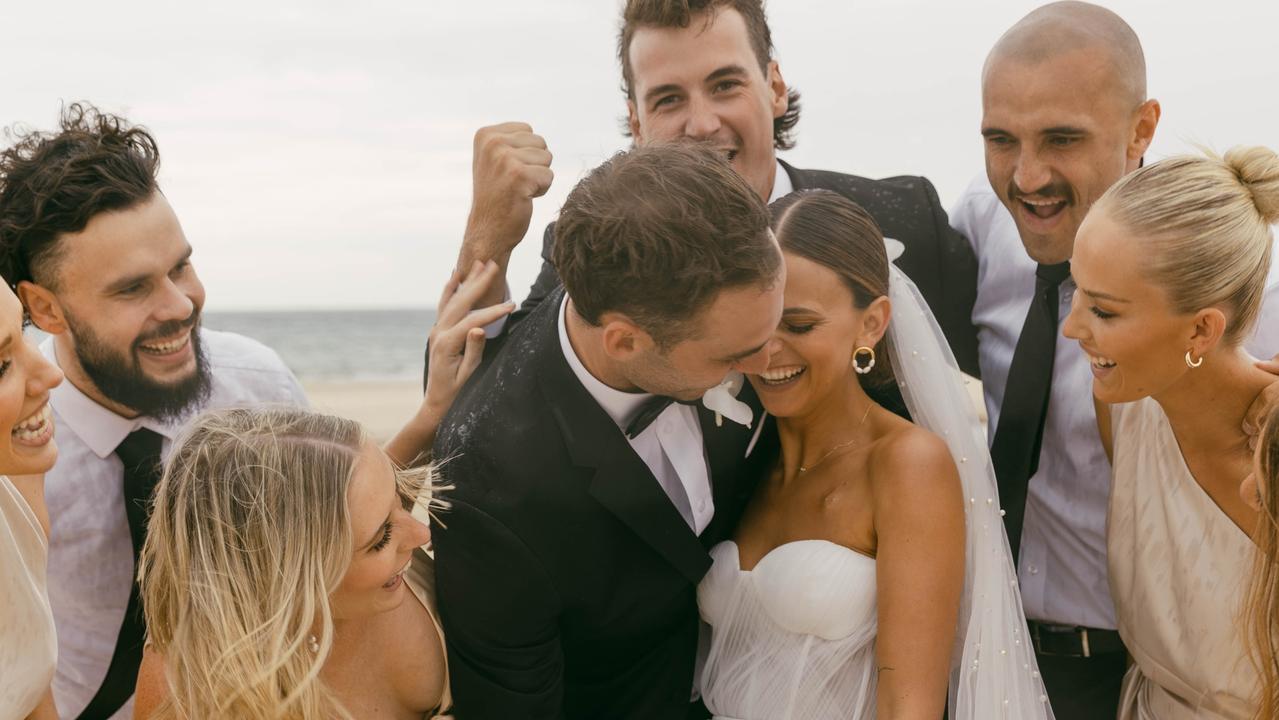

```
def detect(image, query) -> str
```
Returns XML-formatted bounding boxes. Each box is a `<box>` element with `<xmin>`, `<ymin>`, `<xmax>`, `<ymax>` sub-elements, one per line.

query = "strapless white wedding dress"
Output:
<box><xmin>698</xmin><ymin>539</ymin><xmax>878</xmax><ymax>720</ymax></box>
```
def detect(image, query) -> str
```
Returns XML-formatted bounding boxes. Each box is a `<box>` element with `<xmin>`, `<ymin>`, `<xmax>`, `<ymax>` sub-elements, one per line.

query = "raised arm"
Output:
<box><xmin>454</xmin><ymin>123</ymin><xmax>554</xmax><ymax>308</ymax></box>
<box><xmin>872</xmin><ymin>428</ymin><xmax>965</xmax><ymax>720</ymax></box>
<box><xmin>432</xmin><ymin>498</ymin><xmax>565</xmax><ymax>719</ymax></box>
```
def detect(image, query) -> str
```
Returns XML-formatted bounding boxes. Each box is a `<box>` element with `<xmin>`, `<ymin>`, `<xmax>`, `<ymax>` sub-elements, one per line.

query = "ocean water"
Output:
<box><xmin>204</xmin><ymin>308</ymin><xmax>436</xmax><ymax>382</ymax></box>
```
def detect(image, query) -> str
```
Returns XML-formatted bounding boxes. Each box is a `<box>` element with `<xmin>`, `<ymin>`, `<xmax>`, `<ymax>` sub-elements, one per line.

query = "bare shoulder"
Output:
<box><xmin>133</xmin><ymin>645</ymin><xmax>170</xmax><ymax>719</ymax></box>
<box><xmin>867</xmin><ymin>424</ymin><xmax>962</xmax><ymax>515</ymax></box>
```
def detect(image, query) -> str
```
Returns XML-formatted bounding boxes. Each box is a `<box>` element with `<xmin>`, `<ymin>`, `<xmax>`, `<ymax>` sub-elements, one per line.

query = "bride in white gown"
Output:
<box><xmin>698</xmin><ymin>190</ymin><xmax>1052</xmax><ymax>720</ymax></box>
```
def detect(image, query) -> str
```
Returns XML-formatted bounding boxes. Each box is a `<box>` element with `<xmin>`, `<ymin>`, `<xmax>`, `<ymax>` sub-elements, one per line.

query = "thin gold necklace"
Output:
<box><xmin>798</xmin><ymin>403</ymin><xmax>874</xmax><ymax>473</ymax></box>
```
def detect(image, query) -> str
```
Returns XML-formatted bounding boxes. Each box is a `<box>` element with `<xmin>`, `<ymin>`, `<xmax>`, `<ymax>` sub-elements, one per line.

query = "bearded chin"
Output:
<box><xmin>70</xmin><ymin>320</ymin><xmax>213</xmax><ymax>423</ymax></box>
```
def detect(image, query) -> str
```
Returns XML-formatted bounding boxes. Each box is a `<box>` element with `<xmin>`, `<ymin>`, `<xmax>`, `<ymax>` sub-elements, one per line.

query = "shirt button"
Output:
<box><xmin>1029</xmin><ymin>565</ymin><xmax>1040</xmax><ymax>575</ymax></box>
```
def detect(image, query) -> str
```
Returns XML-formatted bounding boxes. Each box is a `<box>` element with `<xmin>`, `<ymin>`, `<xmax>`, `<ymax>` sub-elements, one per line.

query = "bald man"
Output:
<box><xmin>951</xmin><ymin>3</ymin><xmax>1279</xmax><ymax>718</ymax></box>
<box><xmin>949</xmin><ymin>4</ymin><xmax>1154</xmax><ymax>718</ymax></box>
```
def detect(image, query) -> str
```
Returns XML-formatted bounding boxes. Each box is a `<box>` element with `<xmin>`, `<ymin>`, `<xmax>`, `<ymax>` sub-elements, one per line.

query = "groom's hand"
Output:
<box><xmin>1244</xmin><ymin>355</ymin><xmax>1279</xmax><ymax>450</ymax></box>
<box><xmin>457</xmin><ymin>122</ymin><xmax>554</xmax><ymax>306</ymax></box>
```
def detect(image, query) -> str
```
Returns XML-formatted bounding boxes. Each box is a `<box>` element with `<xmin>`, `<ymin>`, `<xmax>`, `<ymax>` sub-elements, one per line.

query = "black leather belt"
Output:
<box><xmin>1027</xmin><ymin>621</ymin><xmax>1126</xmax><ymax>658</ymax></box>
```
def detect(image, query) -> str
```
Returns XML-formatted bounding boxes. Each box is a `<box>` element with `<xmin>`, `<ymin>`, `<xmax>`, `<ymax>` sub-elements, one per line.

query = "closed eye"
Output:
<box><xmin>1089</xmin><ymin>306</ymin><xmax>1116</xmax><ymax>320</ymax></box>
<box><xmin>369</xmin><ymin>521</ymin><xmax>393</xmax><ymax>552</ymax></box>
<box><xmin>784</xmin><ymin>322</ymin><xmax>816</xmax><ymax>335</ymax></box>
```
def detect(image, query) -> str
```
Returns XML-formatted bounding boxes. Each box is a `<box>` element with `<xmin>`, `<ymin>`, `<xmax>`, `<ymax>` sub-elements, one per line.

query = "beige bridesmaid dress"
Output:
<box><xmin>1109</xmin><ymin>397</ymin><xmax>1258</xmax><ymax>719</ymax></box>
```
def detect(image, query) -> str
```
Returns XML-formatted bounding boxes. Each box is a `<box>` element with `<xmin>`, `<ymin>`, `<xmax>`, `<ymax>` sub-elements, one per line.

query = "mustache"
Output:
<box><xmin>1008</xmin><ymin>181</ymin><xmax>1074</xmax><ymax>203</ymax></box>
<box><xmin>134</xmin><ymin>310</ymin><xmax>201</xmax><ymax>346</ymax></box>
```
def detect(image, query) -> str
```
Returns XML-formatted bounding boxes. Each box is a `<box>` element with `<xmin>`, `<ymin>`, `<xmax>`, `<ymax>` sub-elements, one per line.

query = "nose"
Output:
<box><xmin>1013</xmin><ymin>147</ymin><xmax>1051</xmax><ymax>195</ymax></box>
<box><xmin>404</xmin><ymin>512</ymin><xmax>432</xmax><ymax>550</ymax></box>
<box><xmin>23</xmin><ymin>338</ymin><xmax>64</xmax><ymax>396</ymax></box>
<box><xmin>683</xmin><ymin>94</ymin><xmax>722</xmax><ymax>140</ymax></box>
<box><xmin>153</xmin><ymin>277</ymin><xmax>196</xmax><ymax>324</ymax></box>
<box><xmin>736</xmin><ymin>340</ymin><xmax>777</xmax><ymax>376</ymax></box>
<box><xmin>1061</xmin><ymin>289</ymin><xmax>1086</xmax><ymax>341</ymax></box>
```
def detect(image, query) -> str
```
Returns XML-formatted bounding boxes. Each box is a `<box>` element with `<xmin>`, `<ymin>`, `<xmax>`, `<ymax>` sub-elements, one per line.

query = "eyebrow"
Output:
<box><xmin>1081</xmin><ymin>288</ymin><xmax>1131</xmax><ymax>303</ymax></box>
<box><xmin>782</xmin><ymin>306</ymin><xmax>820</xmax><ymax>316</ymax></box>
<box><xmin>981</xmin><ymin>125</ymin><xmax>1090</xmax><ymax>138</ymax></box>
<box><xmin>359</xmin><ymin>514</ymin><xmax>392</xmax><ymax>550</ymax></box>
<box><xmin>103</xmin><ymin>245</ymin><xmax>194</xmax><ymax>294</ymax></box>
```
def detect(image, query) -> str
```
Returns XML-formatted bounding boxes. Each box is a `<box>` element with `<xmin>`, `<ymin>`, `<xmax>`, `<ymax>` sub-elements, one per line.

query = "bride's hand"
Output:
<box><xmin>424</xmin><ymin>260</ymin><xmax>514</xmax><ymax>421</ymax></box>
<box><xmin>385</xmin><ymin>261</ymin><xmax>513</xmax><ymax>466</ymax></box>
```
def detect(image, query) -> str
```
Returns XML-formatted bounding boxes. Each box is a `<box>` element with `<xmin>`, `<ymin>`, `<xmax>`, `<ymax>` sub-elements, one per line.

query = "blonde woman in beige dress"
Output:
<box><xmin>1063</xmin><ymin>146</ymin><xmax>1279</xmax><ymax>718</ymax></box>
<box><xmin>132</xmin><ymin>262</ymin><xmax>509</xmax><ymax>719</ymax></box>
<box><xmin>0</xmin><ymin>280</ymin><xmax>70</xmax><ymax>720</ymax></box>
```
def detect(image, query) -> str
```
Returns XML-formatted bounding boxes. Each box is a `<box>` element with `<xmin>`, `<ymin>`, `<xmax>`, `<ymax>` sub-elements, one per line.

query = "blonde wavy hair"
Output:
<box><xmin>1249</xmin><ymin>405</ymin><xmax>1279</xmax><ymax>720</ymax></box>
<box><xmin>138</xmin><ymin>406</ymin><xmax>440</xmax><ymax>719</ymax></box>
<box><xmin>1096</xmin><ymin>145</ymin><xmax>1279</xmax><ymax>346</ymax></box>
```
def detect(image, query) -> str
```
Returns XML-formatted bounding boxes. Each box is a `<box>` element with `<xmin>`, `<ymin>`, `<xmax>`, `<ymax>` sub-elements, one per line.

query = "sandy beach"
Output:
<box><xmin>304</xmin><ymin>379</ymin><xmax>424</xmax><ymax>443</ymax></box>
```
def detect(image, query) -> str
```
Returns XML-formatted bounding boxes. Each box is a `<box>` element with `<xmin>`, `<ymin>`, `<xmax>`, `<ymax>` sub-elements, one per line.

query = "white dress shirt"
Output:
<box><xmin>44</xmin><ymin>329</ymin><xmax>307</xmax><ymax>720</ymax></box>
<box><xmin>769</xmin><ymin>159</ymin><xmax>794</xmax><ymax>204</ymax></box>
<box><xmin>951</xmin><ymin>175</ymin><xmax>1279</xmax><ymax>630</ymax></box>
<box><xmin>557</xmin><ymin>297</ymin><xmax>714</xmax><ymax>533</ymax></box>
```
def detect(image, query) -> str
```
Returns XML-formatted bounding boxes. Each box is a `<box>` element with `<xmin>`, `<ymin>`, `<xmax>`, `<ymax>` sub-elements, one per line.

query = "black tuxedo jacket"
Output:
<box><xmin>505</xmin><ymin>160</ymin><xmax>980</xmax><ymax>378</ymax></box>
<box><xmin>432</xmin><ymin>286</ymin><xmax>778</xmax><ymax>719</ymax></box>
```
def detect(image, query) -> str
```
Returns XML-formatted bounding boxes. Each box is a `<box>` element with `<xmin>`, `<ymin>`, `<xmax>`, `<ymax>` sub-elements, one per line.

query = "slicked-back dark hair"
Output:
<box><xmin>553</xmin><ymin>142</ymin><xmax>779</xmax><ymax>347</ymax></box>
<box><xmin>619</xmin><ymin>0</ymin><xmax>802</xmax><ymax>150</ymax></box>
<box><xmin>769</xmin><ymin>189</ymin><xmax>895</xmax><ymax>387</ymax></box>
<box><xmin>0</xmin><ymin>102</ymin><xmax>161</xmax><ymax>289</ymax></box>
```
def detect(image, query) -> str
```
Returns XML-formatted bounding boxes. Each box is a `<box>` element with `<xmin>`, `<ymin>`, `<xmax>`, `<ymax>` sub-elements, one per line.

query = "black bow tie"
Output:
<box><xmin>625</xmin><ymin>395</ymin><xmax>699</xmax><ymax>439</ymax></box>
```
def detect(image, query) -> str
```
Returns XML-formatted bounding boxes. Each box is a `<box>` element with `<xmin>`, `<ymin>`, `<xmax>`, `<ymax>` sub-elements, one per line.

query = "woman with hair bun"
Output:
<box><xmin>1063</xmin><ymin>145</ymin><xmax>1279</xmax><ymax>719</ymax></box>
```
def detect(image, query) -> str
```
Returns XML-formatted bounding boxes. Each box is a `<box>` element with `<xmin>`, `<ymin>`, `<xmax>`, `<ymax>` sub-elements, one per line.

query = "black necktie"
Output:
<box><xmin>78</xmin><ymin>428</ymin><xmax>164</xmax><ymax>720</ymax></box>
<box><xmin>991</xmin><ymin>261</ymin><xmax>1070</xmax><ymax>563</ymax></box>
<box><xmin>625</xmin><ymin>396</ymin><xmax>699</xmax><ymax>439</ymax></box>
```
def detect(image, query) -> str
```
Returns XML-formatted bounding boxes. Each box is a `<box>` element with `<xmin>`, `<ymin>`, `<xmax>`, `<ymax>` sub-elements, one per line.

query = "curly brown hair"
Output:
<box><xmin>619</xmin><ymin>0</ymin><xmax>802</xmax><ymax>150</ymax></box>
<box><xmin>552</xmin><ymin>142</ymin><xmax>778</xmax><ymax>348</ymax></box>
<box><xmin>0</xmin><ymin>102</ymin><xmax>161</xmax><ymax>289</ymax></box>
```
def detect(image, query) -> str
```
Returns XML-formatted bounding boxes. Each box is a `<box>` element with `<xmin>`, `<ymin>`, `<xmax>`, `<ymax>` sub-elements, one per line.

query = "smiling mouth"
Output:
<box><xmin>383</xmin><ymin>557</ymin><xmax>412</xmax><ymax>589</ymax></box>
<box><xmin>758</xmin><ymin>365</ymin><xmax>805</xmax><ymax>386</ymax></box>
<box><xmin>12</xmin><ymin>402</ymin><xmax>53</xmax><ymax>446</ymax></box>
<box><xmin>1088</xmin><ymin>353</ymin><xmax>1116</xmax><ymax>370</ymax></box>
<box><xmin>1018</xmin><ymin>196</ymin><xmax>1069</xmax><ymax>220</ymax></box>
<box><xmin>138</xmin><ymin>330</ymin><xmax>191</xmax><ymax>356</ymax></box>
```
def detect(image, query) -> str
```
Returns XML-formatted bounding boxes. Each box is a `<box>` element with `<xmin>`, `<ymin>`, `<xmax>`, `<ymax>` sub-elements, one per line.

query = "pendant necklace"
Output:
<box><xmin>798</xmin><ymin>403</ymin><xmax>874</xmax><ymax>473</ymax></box>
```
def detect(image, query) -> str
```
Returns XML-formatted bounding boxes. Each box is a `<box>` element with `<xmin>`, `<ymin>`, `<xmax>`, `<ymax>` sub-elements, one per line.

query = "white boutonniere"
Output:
<box><xmin>702</xmin><ymin>370</ymin><xmax>753</xmax><ymax>429</ymax></box>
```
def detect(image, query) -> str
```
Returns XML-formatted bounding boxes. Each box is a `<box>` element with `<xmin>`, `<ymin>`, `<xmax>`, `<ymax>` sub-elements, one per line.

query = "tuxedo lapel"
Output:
<box><xmin>534</xmin><ymin>289</ymin><xmax>711</xmax><ymax>585</ymax></box>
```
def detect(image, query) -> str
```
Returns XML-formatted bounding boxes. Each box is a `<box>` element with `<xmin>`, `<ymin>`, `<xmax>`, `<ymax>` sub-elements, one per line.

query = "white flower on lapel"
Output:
<box><xmin>702</xmin><ymin>370</ymin><xmax>753</xmax><ymax>429</ymax></box>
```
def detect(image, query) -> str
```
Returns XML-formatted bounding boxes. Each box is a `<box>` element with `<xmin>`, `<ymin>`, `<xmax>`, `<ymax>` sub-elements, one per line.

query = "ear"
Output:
<box><xmin>1188</xmin><ymin>306</ymin><xmax>1227</xmax><ymax>360</ymax></box>
<box><xmin>1127</xmin><ymin>99</ymin><xmax>1161</xmax><ymax>168</ymax></box>
<box><xmin>767</xmin><ymin>60</ymin><xmax>788</xmax><ymax>119</ymax></box>
<box><xmin>17</xmin><ymin>281</ymin><xmax>68</xmax><ymax>335</ymax></box>
<box><xmin>599</xmin><ymin>312</ymin><xmax>652</xmax><ymax>362</ymax></box>
<box><xmin>856</xmin><ymin>296</ymin><xmax>892</xmax><ymax>349</ymax></box>
<box><xmin>626</xmin><ymin>99</ymin><xmax>643</xmax><ymax>144</ymax></box>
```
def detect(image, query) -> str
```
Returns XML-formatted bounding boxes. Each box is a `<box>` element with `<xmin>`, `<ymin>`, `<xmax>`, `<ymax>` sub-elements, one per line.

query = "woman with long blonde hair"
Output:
<box><xmin>1243</xmin><ymin>404</ymin><xmax>1279</xmax><ymax>720</ymax></box>
<box><xmin>1063</xmin><ymin>145</ymin><xmax>1279</xmax><ymax>719</ymax></box>
<box><xmin>133</xmin><ymin>262</ymin><xmax>510</xmax><ymax>719</ymax></box>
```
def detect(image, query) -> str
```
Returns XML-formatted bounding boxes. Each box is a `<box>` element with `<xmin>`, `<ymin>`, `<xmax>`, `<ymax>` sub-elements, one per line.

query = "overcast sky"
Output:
<box><xmin>4</xmin><ymin>0</ymin><xmax>1277</xmax><ymax>310</ymax></box>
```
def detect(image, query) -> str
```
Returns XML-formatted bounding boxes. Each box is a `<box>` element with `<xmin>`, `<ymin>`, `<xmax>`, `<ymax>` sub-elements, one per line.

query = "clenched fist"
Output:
<box><xmin>463</xmin><ymin>122</ymin><xmax>553</xmax><ymax>267</ymax></box>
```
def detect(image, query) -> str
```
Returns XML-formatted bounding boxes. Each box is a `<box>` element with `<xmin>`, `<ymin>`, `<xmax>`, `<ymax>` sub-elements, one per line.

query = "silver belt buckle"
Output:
<box><xmin>1079</xmin><ymin>628</ymin><xmax>1092</xmax><ymax>658</ymax></box>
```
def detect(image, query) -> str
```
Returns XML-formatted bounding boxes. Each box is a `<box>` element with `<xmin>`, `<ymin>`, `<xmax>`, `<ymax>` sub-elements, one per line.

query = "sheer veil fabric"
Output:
<box><xmin>883</xmin><ymin>239</ymin><xmax>1053</xmax><ymax>719</ymax></box>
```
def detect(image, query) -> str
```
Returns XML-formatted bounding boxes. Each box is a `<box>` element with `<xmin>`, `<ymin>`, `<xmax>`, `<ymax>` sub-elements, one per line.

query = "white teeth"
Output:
<box><xmin>12</xmin><ymin>404</ymin><xmax>51</xmax><ymax>441</ymax></box>
<box><xmin>140</xmin><ymin>332</ymin><xmax>190</xmax><ymax>354</ymax></box>
<box><xmin>760</xmin><ymin>366</ymin><xmax>804</xmax><ymax>383</ymax></box>
<box><xmin>1090</xmin><ymin>354</ymin><xmax>1117</xmax><ymax>368</ymax></box>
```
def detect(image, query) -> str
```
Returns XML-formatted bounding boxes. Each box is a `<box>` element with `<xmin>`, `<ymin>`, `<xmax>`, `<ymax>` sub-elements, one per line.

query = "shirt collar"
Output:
<box><xmin>557</xmin><ymin>295</ymin><xmax>652</xmax><ymax>431</ymax></box>
<box><xmin>768</xmin><ymin>159</ymin><xmax>793</xmax><ymax>204</ymax></box>
<box><xmin>41</xmin><ymin>337</ymin><xmax>179</xmax><ymax>459</ymax></box>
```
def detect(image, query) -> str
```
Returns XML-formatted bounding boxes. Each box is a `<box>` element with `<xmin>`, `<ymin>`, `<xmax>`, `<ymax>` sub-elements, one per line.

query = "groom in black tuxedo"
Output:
<box><xmin>432</xmin><ymin>143</ymin><xmax>784</xmax><ymax>719</ymax></box>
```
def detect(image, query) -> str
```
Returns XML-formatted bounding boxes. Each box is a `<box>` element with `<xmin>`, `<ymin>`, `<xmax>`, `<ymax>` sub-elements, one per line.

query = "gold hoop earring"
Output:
<box><xmin>1185</xmin><ymin>350</ymin><xmax>1203</xmax><ymax>369</ymax></box>
<box><xmin>852</xmin><ymin>346</ymin><xmax>876</xmax><ymax>375</ymax></box>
